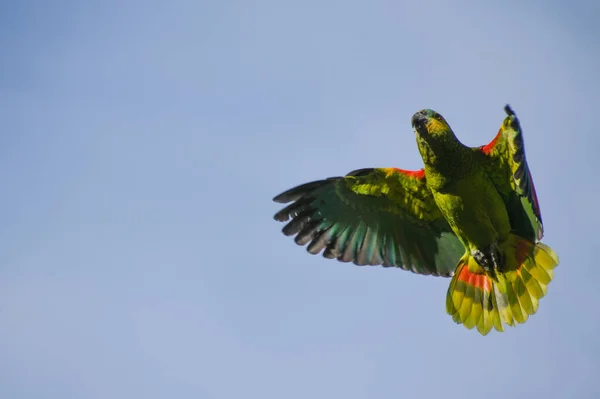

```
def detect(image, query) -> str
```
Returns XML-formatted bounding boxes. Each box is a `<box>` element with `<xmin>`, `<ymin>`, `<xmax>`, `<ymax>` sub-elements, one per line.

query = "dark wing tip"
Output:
<box><xmin>504</xmin><ymin>104</ymin><xmax>516</xmax><ymax>117</ymax></box>
<box><xmin>273</xmin><ymin>180</ymin><xmax>333</xmax><ymax>203</ymax></box>
<box><xmin>503</xmin><ymin>104</ymin><xmax>521</xmax><ymax>131</ymax></box>
<box><xmin>273</xmin><ymin>212</ymin><xmax>288</xmax><ymax>222</ymax></box>
<box><xmin>273</xmin><ymin>179</ymin><xmax>335</xmax><ymax>225</ymax></box>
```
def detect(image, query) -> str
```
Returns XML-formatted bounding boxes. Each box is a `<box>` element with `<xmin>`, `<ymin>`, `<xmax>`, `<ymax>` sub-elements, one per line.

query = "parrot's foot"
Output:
<box><xmin>471</xmin><ymin>243</ymin><xmax>504</xmax><ymax>279</ymax></box>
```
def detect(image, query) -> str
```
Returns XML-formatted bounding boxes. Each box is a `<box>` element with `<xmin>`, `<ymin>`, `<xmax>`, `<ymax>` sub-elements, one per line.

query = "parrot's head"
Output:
<box><xmin>411</xmin><ymin>109</ymin><xmax>460</xmax><ymax>165</ymax></box>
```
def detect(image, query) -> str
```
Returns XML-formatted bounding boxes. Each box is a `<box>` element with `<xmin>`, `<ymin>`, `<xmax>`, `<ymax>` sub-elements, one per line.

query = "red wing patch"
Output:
<box><xmin>391</xmin><ymin>168</ymin><xmax>425</xmax><ymax>179</ymax></box>
<box><xmin>481</xmin><ymin>130</ymin><xmax>502</xmax><ymax>155</ymax></box>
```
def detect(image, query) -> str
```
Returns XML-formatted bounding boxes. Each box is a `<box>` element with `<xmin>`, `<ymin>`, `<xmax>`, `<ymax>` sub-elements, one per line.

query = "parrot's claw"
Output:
<box><xmin>472</xmin><ymin>250</ymin><xmax>488</xmax><ymax>268</ymax></box>
<box><xmin>472</xmin><ymin>243</ymin><xmax>504</xmax><ymax>279</ymax></box>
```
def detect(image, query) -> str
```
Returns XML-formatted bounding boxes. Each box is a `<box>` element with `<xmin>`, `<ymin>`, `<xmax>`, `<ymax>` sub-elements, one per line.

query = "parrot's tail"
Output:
<box><xmin>445</xmin><ymin>234</ymin><xmax>559</xmax><ymax>335</ymax></box>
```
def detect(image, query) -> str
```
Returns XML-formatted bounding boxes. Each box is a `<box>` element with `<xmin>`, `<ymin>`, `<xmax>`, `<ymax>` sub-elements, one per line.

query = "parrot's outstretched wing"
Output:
<box><xmin>273</xmin><ymin>167</ymin><xmax>464</xmax><ymax>277</ymax></box>
<box><xmin>481</xmin><ymin>105</ymin><xmax>543</xmax><ymax>241</ymax></box>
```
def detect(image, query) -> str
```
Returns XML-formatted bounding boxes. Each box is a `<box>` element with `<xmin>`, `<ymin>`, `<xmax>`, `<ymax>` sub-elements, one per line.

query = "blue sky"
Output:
<box><xmin>1</xmin><ymin>1</ymin><xmax>599</xmax><ymax>398</ymax></box>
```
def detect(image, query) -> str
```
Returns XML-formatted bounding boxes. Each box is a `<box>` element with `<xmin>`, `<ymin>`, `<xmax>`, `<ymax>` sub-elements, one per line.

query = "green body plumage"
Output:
<box><xmin>273</xmin><ymin>105</ymin><xmax>558</xmax><ymax>335</ymax></box>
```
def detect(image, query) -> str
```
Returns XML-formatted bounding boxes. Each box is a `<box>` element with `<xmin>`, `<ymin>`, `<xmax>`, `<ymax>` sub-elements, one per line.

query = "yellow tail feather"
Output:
<box><xmin>446</xmin><ymin>234</ymin><xmax>559</xmax><ymax>335</ymax></box>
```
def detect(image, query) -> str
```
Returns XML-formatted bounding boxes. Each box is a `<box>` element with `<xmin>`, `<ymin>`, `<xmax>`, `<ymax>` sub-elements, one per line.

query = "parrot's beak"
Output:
<box><xmin>411</xmin><ymin>111</ymin><xmax>429</xmax><ymax>135</ymax></box>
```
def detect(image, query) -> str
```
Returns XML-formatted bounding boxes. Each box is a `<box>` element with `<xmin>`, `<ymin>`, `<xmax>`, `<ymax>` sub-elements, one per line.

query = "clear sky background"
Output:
<box><xmin>1</xmin><ymin>1</ymin><xmax>599</xmax><ymax>398</ymax></box>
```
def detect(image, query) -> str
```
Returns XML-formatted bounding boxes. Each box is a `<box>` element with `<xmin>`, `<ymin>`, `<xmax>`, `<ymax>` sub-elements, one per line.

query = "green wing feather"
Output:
<box><xmin>481</xmin><ymin>105</ymin><xmax>543</xmax><ymax>241</ymax></box>
<box><xmin>273</xmin><ymin>167</ymin><xmax>464</xmax><ymax>277</ymax></box>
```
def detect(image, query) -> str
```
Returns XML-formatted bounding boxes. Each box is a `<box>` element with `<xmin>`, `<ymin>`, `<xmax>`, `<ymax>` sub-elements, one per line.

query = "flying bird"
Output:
<box><xmin>272</xmin><ymin>105</ymin><xmax>558</xmax><ymax>335</ymax></box>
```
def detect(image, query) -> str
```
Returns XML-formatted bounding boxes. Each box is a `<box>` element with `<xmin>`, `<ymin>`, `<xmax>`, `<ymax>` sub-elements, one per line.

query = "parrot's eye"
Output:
<box><xmin>434</xmin><ymin>114</ymin><xmax>443</xmax><ymax>122</ymax></box>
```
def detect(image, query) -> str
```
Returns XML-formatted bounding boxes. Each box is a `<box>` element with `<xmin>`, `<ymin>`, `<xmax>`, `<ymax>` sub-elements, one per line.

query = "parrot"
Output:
<box><xmin>272</xmin><ymin>105</ymin><xmax>559</xmax><ymax>335</ymax></box>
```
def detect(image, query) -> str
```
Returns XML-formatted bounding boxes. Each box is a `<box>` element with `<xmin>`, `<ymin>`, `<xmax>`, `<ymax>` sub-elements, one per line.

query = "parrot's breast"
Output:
<box><xmin>431</xmin><ymin>171</ymin><xmax>511</xmax><ymax>253</ymax></box>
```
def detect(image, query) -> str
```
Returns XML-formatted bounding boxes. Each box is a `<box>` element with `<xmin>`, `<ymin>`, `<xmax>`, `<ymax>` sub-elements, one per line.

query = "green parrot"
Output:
<box><xmin>272</xmin><ymin>105</ymin><xmax>559</xmax><ymax>335</ymax></box>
